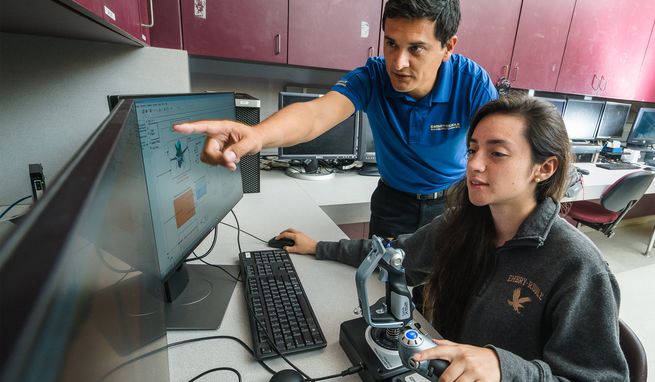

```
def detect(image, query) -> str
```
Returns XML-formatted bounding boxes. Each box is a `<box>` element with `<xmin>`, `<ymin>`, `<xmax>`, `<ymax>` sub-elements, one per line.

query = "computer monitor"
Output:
<box><xmin>536</xmin><ymin>97</ymin><xmax>566</xmax><ymax>116</ymax></box>
<box><xmin>627</xmin><ymin>107</ymin><xmax>655</xmax><ymax>147</ymax></box>
<box><xmin>277</xmin><ymin>92</ymin><xmax>359</xmax><ymax>180</ymax></box>
<box><xmin>357</xmin><ymin>112</ymin><xmax>379</xmax><ymax>176</ymax></box>
<box><xmin>562</xmin><ymin>99</ymin><xmax>604</xmax><ymax>141</ymax></box>
<box><xmin>596</xmin><ymin>102</ymin><xmax>631</xmax><ymax>140</ymax></box>
<box><xmin>109</xmin><ymin>92</ymin><xmax>243</xmax><ymax>330</ymax></box>
<box><xmin>1</xmin><ymin>100</ymin><xmax>168</xmax><ymax>381</ymax></box>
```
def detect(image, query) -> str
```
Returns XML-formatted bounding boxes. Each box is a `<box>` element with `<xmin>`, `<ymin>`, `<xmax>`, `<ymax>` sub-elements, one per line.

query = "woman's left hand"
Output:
<box><xmin>411</xmin><ymin>339</ymin><xmax>500</xmax><ymax>382</ymax></box>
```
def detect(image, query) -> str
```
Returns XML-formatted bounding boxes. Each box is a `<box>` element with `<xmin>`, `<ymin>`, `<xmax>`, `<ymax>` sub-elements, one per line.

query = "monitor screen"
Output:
<box><xmin>0</xmin><ymin>100</ymin><xmax>168</xmax><ymax>381</ymax></box>
<box><xmin>277</xmin><ymin>92</ymin><xmax>359</xmax><ymax>160</ymax></box>
<box><xmin>627</xmin><ymin>107</ymin><xmax>655</xmax><ymax>146</ymax></box>
<box><xmin>562</xmin><ymin>99</ymin><xmax>604</xmax><ymax>141</ymax></box>
<box><xmin>596</xmin><ymin>102</ymin><xmax>631</xmax><ymax>139</ymax></box>
<box><xmin>536</xmin><ymin>97</ymin><xmax>566</xmax><ymax>116</ymax></box>
<box><xmin>109</xmin><ymin>92</ymin><xmax>243</xmax><ymax>330</ymax></box>
<box><xmin>358</xmin><ymin>113</ymin><xmax>376</xmax><ymax>163</ymax></box>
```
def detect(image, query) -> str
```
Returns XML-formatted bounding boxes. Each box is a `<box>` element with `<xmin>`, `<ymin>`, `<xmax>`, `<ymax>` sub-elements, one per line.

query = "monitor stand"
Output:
<box><xmin>285</xmin><ymin>158</ymin><xmax>335</xmax><ymax>181</ymax></box>
<box><xmin>358</xmin><ymin>163</ymin><xmax>379</xmax><ymax>177</ymax></box>
<box><xmin>164</xmin><ymin>263</ymin><xmax>239</xmax><ymax>330</ymax></box>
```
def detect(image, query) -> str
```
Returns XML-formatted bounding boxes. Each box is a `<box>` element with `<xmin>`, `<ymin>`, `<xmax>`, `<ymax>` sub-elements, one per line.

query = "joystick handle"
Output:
<box><xmin>398</xmin><ymin>329</ymin><xmax>449</xmax><ymax>381</ymax></box>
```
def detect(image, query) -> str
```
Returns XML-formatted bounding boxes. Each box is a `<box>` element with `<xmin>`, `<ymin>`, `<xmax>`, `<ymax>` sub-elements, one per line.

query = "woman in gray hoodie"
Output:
<box><xmin>275</xmin><ymin>94</ymin><xmax>629</xmax><ymax>381</ymax></box>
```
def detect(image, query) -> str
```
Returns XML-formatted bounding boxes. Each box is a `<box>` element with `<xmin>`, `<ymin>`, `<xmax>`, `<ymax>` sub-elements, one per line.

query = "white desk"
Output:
<box><xmin>166</xmin><ymin>163</ymin><xmax>655</xmax><ymax>380</ymax></box>
<box><xmin>168</xmin><ymin>170</ymin><xmax>380</xmax><ymax>381</ymax></box>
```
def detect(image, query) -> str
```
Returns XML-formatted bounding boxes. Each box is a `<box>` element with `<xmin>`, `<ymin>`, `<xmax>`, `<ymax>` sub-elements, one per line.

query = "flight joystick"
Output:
<box><xmin>398</xmin><ymin>329</ymin><xmax>449</xmax><ymax>381</ymax></box>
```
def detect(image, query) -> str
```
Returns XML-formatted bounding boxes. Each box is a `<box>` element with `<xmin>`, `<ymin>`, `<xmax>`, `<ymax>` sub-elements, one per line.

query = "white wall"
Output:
<box><xmin>0</xmin><ymin>33</ymin><xmax>190</xmax><ymax>205</ymax></box>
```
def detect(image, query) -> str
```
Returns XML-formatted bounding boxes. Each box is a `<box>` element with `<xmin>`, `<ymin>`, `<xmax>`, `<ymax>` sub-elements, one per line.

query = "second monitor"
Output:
<box><xmin>278</xmin><ymin>92</ymin><xmax>360</xmax><ymax>180</ymax></box>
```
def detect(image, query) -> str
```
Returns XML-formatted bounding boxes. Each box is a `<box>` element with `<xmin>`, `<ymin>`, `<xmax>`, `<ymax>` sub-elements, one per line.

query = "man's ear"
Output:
<box><xmin>442</xmin><ymin>35</ymin><xmax>457</xmax><ymax>62</ymax></box>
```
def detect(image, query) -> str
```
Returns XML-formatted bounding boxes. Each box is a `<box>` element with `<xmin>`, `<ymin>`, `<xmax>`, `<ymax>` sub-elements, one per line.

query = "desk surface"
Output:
<box><xmin>166</xmin><ymin>163</ymin><xmax>654</xmax><ymax>381</ymax></box>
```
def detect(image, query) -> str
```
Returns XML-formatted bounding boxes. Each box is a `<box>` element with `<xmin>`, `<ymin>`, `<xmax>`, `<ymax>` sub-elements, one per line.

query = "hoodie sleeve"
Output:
<box><xmin>315</xmin><ymin>217</ymin><xmax>445</xmax><ymax>286</ymax></box>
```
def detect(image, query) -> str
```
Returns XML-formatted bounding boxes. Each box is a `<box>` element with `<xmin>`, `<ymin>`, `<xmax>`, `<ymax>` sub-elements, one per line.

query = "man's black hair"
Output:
<box><xmin>382</xmin><ymin>0</ymin><xmax>461</xmax><ymax>47</ymax></box>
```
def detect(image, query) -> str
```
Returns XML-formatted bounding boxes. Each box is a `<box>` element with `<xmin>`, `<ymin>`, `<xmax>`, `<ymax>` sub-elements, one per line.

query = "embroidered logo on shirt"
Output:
<box><xmin>507</xmin><ymin>287</ymin><xmax>531</xmax><ymax>314</ymax></box>
<box><xmin>335</xmin><ymin>80</ymin><xmax>348</xmax><ymax>87</ymax></box>
<box><xmin>430</xmin><ymin>123</ymin><xmax>460</xmax><ymax>131</ymax></box>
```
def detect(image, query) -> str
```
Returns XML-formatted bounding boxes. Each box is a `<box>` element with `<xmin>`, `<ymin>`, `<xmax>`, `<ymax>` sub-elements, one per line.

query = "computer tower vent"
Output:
<box><xmin>235</xmin><ymin>93</ymin><xmax>261</xmax><ymax>193</ymax></box>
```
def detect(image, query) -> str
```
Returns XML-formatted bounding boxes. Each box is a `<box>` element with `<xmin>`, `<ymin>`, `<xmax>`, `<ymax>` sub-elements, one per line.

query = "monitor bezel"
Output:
<box><xmin>277</xmin><ymin>92</ymin><xmax>360</xmax><ymax>161</ymax></box>
<box><xmin>562</xmin><ymin>99</ymin><xmax>605</xmax><ymax>141</ymax></box>
<box><xmin>595</xmin><ymin>101</ymin><xmax>631</xmax><ymax>139</ymax></box>
<box><xmin>627</xmin><ymin>107</ymin><xmax>655</xmax><ymax>146</ymax></box>
<box><xmin>357</xmin><ymin>112</ymin><xmax>376</xmax><ymax>163</ymax></box>
<box><xmin>535</xmin><ymin>96</ymin><xmax>567</xmax><ymax>116</ymax></box>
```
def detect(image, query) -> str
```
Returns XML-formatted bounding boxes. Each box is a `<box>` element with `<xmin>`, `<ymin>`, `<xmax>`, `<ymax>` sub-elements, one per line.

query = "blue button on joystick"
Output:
<box><xmin>406</xmin><ymin>330</ymin><xmax>418</xmax><ymax>340</ymax></box>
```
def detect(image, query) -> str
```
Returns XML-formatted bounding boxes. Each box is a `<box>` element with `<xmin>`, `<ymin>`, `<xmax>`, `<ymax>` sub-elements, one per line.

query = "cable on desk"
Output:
<box><xmin>187</xmin><ymin>225</ymin><xmax>218</xmax><ymax>262</ymax></box>
<box><xmin>230</xmin><ymin>209</ymin><xmax>243</xmax><ymax>254</ymax></box>
<box><xmin>0</xmin><ymin>195</ymin><xmax>31</xmax><ymax>220</ymax></box>
<box><xmin>188</xmin><ymin>367</ymin><xmax>241</xmax><ymax>382</ymax></box>
<box><xmin>98</xmin><ymin>335</ymin><xmax>276</xmax><ymax>381</ymax></box>
<box><xmin>193</xmin><ymin>254</ymin><xmax>242</xmax><ymax>283</ymax></box>
<box><xmin>219</xmin><ymin>222</ymin><xmax>268</xmax><ymax>243</ymax></box>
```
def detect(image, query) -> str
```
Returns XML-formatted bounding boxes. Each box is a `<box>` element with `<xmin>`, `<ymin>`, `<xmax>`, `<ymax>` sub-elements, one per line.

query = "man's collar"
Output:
<box><xmin>382</xmin><ymin>57</ymin><xmax>453</xmax><ymax>104</ymax></box>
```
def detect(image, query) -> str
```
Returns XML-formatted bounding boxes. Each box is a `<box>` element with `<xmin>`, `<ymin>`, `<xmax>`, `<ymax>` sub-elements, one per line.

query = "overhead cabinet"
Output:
<box><xmin>635</xmin><ymin>22</ymin><xmax>655</xmax><ymax>103</ymax></box>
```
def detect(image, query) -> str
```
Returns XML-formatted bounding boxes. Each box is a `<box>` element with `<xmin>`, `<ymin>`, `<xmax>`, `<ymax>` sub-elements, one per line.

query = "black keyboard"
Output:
<box><xmin>595</xmin><ymin>162</ymin><xmax>641</xmax><ymax>170</ymax></box>
<box><xmin>239</xmin><ymin>249</ymin><xmax>327</xmax><ymax>359</ymax></box>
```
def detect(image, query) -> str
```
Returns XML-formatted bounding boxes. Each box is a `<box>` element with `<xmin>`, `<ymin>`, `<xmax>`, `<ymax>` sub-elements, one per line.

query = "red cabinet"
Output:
<box><xmin>102</xmin><ymin>0</ymin><xmax>144</xmax><ymax>43</ymax></box>
<box><xmin>71</xmin><ymin>0</ymin><xmax>103</xmax><ymax>16</ymax></box>
<box><xmin>288</xmin><ymin>0</ymin><xmax>383</xmax><ymax>70</ymax></box>
<box><xmin>149</xmin><ymin>0</ymin><xmax>183</xmax><ymax>49</ymax></box>
<box><xmin>456</xmin><ymin>0</ymin><xmax>522</xmax><ymax>84</ymax></box>
<box><xmin>509</xmin><ymin>0</ymin><xmax>576</xmax><ymax>91</ymax></box>
<box><xmin>635</xmin><ymin>23</ymin><xmax>655</xmax><ymax>102</ymax></box>
<box><xmin>556</xmin><ymin>0</ymin><xmax>655</xmax><ymax>99</ymax></box>
<box><xmin>180</xmin><ymin>0</ymin><xmax>288</xmax><ymax>64</ymax></box>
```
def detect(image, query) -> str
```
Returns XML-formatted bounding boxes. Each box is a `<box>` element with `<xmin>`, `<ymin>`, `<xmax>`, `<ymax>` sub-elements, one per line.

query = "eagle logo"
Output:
<box><xmin>507</xmin><ymin>287</ymin><xmax>531</xmax><ymax>314</ymax></box>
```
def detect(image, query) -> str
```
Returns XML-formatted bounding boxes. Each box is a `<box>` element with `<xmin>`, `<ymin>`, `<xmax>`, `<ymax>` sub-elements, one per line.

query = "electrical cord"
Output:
<box><xmin>188</xmin><ymin>367</ymin><xmax>241</xmax><ymax>382</ymax></box>
<box><xmin>230</xmin><ymin>209</ymin><xmax>243</xmax><ymax>255</ymax></box>
<box><xmin>98</xmin><ymin>335</ymin><xmax>276</xmax><ymax>381</ymax></box>
<box><xmin>193</xmin><ymin>254</ymin><xmax>241</xmax><ymax>283</ymax></box>
<box><xmin>219</xmin><ymin>222</ymin><xmax>268</xmax><ymax>243</ymax></box>
<box><xmin>0</xmin><ymin>195</ymin><xmax>32</xmax><ymax>220</ymax></box>
<box><xmin>186</xmin><ymin>225</ymin><xmax>218</xmax><ymax>262</ymax></box>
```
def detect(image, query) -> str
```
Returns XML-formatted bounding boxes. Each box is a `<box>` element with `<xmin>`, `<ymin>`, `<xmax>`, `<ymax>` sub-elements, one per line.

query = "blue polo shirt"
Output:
<box><xmin>331</xmin><ymin>54</ymin><xmax>498</xmax><ymax>194</ymax></box>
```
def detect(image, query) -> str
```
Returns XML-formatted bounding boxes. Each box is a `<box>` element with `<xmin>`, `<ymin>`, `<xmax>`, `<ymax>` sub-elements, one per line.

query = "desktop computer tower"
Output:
<box><xmin>235</xmin><ymin>93</ymin><xmax>261</xmax><ymax>193</ymax></box>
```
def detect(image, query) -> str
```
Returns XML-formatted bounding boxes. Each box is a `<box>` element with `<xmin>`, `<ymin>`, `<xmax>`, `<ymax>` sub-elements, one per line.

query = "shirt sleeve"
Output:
<box><xmin>491</xmin><ymin>271</ymin><xmax>628</xmax><ymax>381</ymax></box>
<box><xmin>330</xmin><ymin>57</ymin><xmax>380</xmax><ymax>111</ymax></box>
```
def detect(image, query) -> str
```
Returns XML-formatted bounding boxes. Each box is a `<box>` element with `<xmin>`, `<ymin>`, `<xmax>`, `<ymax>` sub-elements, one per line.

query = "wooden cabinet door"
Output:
<box><xmin>509</xmin><ymin>0</ymin><xmax>575</xmax><ymax>91</ymax></box>
<box><xmin>102</xmin><ymin>0</ymin><xmax>142</xmax><ymax>41</ymax></box>
<box><xmin>288</xmin><ymin>0</ymin><xmax>383</xmax><ymax>70</ymax></box>
<box><xmin>636</xmin><ymin>23</ymin><xmax>655</xmax><ymax>102</ymax></box>
<box><xmin>72</xmin><ymin>0</ymin><xmax>102</xmax><ymax>17</ymax></box>
<box><xmin>180</xmin><ymin>0</ymin><xmax>288</xmax><ymax>64</ymax></box>
<box><xmin>149</xmin><ymin>0</ymin><xmax>183</xmax><ymax>49</ymax></box>
<box><xmin>456</xmin><ymin>0</ymin><xmax>522</xmax><ymax>84</ymax></box>
<box><xmin>556</xmin><ymin>0</ymin><xmax>655</xmax><ymax>99</ymax></box>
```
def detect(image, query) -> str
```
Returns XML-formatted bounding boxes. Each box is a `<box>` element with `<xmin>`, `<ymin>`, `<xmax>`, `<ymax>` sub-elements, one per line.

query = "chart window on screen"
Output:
<box><xmin>277</xmin><ymin>92</ymin><xmax>359</xmax><ymax>180</ymax></box>
<box><xmin>562</xmin><ymin>99</ymin><xmax>604</xmax><ymax>142</ymax></box>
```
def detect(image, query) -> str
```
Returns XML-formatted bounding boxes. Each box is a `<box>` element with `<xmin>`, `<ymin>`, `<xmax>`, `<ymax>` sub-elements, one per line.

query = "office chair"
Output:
<box><xmin>619</xmin><ymin>319</ymin><xmax>648</xmax><ymax>382</ymax></box>
<box><xmin>567</xmin><ymin>171</ymin><xmax>655</xmax><ymax>238</ymax></box>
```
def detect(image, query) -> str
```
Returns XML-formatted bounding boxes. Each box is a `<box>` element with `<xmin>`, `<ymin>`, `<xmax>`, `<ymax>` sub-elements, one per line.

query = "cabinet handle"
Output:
<box><xmin>511</xmin><ymin>65</ymin><xmax>519</xmax><ymax>82</ymax></box>
<box><xmin>140</xmin><ymin>0</ymin><xmax>154</xmax><ymax>27</ymax></box>
<box><xmin>591</xmin><ymin>74</ymin><xmax>599</xmax><ymax>90</ymax></box>
<box><xmin>368</xmin><ymin>47</ymin><xmax>374</xmax><ymax>57</ymax></box>
<box><xmin>275</xmin><ymin>34</ymin><xmax>281</xmax><ymax>55</ymax></box>
<box><xmin>502</xmin><ymin>65</ymin><xmax>509</xmax><ymax>78</ymax></box>
<box><xmin>599</xmin><ymin>75</ymin><xmax>607</xmax><ymax>91</ymax></box>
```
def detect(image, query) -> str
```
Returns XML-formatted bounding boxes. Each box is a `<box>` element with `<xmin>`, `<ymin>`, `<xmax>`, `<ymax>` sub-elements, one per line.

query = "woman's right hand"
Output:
<box><xmin>275</xmin><ymin>228</ymin><xmax>318</xmax><ymax>255</ymax></box>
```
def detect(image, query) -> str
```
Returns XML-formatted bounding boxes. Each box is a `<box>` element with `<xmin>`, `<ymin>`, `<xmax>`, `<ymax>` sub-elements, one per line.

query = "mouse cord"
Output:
<box><xmin>98</xmin><ymin>335</ymin><xmax>276</xmax><ymax>381</ymax></box>
<box><xmin>186</xmin><ymin>225</ymin><xmax>219</xmax><ymax>262</ymax></box>
<box><xmin>230</xmin><ymin>209</ymin><xmax>243</xmax><ymax>254</ymax></box>
<box><xmin>220</xmin><ymin>221</ymin><xmax>268</xmax><ymax>243</ymax></box>
<box><xmin>188</xmin><ymin>367</ymin><xmax>241</xmax><ymax>382</ymax></box>
<box><xmin>305</xmin><ymin>363</ymin><xmax>365</xmax><ymax>381</ymax></box>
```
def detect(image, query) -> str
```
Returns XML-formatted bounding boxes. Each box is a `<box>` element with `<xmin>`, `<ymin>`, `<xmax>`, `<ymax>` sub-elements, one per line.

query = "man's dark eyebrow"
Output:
<box><xmin>469</xmin><ymin>138</ymin><xmax>510</xmax><ymax>145</ymax></box>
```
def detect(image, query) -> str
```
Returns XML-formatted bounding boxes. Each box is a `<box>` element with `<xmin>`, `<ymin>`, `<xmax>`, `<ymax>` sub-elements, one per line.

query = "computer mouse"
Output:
<box><xmin>268</xmin><ymin>237</ymin><xmax>295</xmax><ymax>249</ymax></box>
<box><xmin>269</xmin><ymin>369</ymin><xmax>304</xmax><ymax>382</ymax></box>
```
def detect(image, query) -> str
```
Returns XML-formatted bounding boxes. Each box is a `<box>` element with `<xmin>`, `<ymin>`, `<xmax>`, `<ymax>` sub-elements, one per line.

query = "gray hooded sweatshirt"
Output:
<box><xmin>316</xmin><ymin>197</ymin><xmax>629</xmax><ymax>381</ymax></box>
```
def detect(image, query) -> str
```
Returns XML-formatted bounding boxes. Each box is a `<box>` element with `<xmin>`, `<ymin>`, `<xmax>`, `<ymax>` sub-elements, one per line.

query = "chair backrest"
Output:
<box><xmin>602</xmin><ymin>171</ymin><xmax>655</xmax><ymax>212</ymax></box>
<box><xmin>619</xmin><ymin>319</ymin><xmax>648</xmax><ymax>382</ymax></box>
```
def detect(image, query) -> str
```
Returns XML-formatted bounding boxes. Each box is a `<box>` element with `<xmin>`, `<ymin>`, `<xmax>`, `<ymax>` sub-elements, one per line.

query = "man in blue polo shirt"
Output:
<box><xmin>174</xmin><ymin>0</ymin><xmax>497</xmax><ymax>240</ymax></box>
